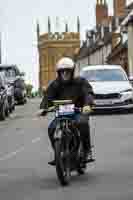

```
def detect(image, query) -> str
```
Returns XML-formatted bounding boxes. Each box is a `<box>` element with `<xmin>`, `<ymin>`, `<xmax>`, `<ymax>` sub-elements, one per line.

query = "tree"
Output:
<box><xmin>25</xmin><ymin>84</ymin><xmax>33</xmax><ymax>98</ymax></box>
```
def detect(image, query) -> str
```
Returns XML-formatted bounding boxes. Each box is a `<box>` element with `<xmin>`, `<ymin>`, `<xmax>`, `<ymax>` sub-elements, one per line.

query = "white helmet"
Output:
<box><xmin>56</xmin><ymin>57</ymin><xmax>74</xmax><ymax>72</ymax></box>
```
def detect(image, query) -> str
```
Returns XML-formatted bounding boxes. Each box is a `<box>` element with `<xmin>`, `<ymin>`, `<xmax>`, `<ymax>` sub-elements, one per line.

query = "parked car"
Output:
<box><xmin>14</xmin><ymin>77</ymin><xmax>27</xmax><ymax>105</ymax></box>
<box><xmin>0</xmin><ymin>72</ymin><xmax>9</xmax><ymax>120</ymax></box>
<box><xmin>80</xmin><ymin>65</ymin><xmax>133</xmax><ymax>111</ymax></box>
<box><xmin>0</xmin><ymin>64</ymin><xmax>26</xmax><ymax>105</ymax></box>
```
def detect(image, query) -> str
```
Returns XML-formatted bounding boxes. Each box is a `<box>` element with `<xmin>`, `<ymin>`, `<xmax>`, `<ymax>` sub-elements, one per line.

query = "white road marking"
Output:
<box><xmin>0</xmin><ymin>137</ymin><xmax>41</xmax><ymax>161</ymax></box>
<box><xmin>32</xmin><ymin>137</ymin><xmax>41</xmax><ymax>143</ymax></box>
<box><xmin>0</xmin><ymin>174</ymin><xmax>9</xmax><ymax>177</ymax></box>
<box><xmin>0</xmin><ymin>146</ymin><xmax>25</xmax><ymax>161</ymax></box>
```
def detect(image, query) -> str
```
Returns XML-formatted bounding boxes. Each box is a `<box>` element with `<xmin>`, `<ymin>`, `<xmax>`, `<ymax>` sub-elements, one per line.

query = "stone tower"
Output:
<box><xmin>113</xmin><ymin>0</ymin><xmax>126</xmax><ymax>18</ymax></box>
<box><xmin>37</xmin><ymin>17</ymin><xmax>80</xmax><ymax>89</ymax></box>
<box><xmin>96</xmin><ymin>0</ymin><xmax>108</xmax><ymax>26</ymax></box>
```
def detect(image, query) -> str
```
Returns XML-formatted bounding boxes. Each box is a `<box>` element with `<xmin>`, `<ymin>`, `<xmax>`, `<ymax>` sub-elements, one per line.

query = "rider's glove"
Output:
<box><xmin>48</xmin><ymin>106</ymin><xmax>55</xmax><ymax>112</ymax></box>
<box><xmin>82</xmin><ymin>105</ymin><xmax>92</xmax><ymax>114</ymax></box>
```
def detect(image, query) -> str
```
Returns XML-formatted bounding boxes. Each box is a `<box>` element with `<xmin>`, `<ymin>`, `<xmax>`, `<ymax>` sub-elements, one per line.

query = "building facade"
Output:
<box><xmin>75</xmin><ymin>0</ymin><xmax>127</xmax><ymax>74</ymax></box>
<box><xmin>114</xmin><ymin>0</ymin><xmax>126</xmax><ymax>18</ymax></box>
<box><xmin>37</xmin><ymin>18</ymin><xmax>80</xmax><ymax>89</ymax></box>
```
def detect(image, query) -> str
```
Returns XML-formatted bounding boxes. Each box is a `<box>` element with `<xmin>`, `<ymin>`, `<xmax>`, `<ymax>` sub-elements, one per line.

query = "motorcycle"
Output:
<box><xmin>47</xmin><ymin>100</ymin><xmax>94</xmax><ymax>186</ymax></box>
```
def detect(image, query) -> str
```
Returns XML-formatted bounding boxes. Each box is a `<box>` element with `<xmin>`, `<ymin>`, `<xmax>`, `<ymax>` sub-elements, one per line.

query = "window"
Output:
<box><xmin>80</xmin><ymin>68</ymin><xmax>127</xmax><ymax>82</ymax></box>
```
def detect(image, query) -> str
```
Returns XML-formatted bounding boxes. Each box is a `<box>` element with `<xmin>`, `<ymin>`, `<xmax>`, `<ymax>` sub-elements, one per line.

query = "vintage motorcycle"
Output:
<box><xmin>47</xmin><ymin>100</ymin><xmax>95</xmax><ymax>186</ymax></box>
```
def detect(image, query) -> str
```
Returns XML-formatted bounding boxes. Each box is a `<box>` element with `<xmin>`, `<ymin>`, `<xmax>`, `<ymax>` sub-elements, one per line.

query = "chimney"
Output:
<box><xmin>93</xmin><ymin>32</ymin><xmax>96</xmax><ymax>43</ymax></box>
<box><xmin>115</xmin><ymin>17</ymin><xmax>119</xmax><ymax>28</ymax></box>
<box><xmin>101</xmin><ymin>25</ymin><xmax>104</xmax><ymax>38</ymax></box>
<box><xmin>114</xmin><ymin>0</ymin><xmax>126</xmax><ymax>18</ymax></box>
<box><xmin>109</xmin><ymin>22</ymin><xmax>112</xmax><ymax>32</ymax></box>
<box><xmin>96</xmin><ymin>0</ymin><xmax>108</xmax><ymax>26</ymax></box>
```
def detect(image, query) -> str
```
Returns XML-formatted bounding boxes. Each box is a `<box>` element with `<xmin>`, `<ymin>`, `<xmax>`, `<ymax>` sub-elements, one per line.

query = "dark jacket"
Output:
<box><xmin>40</xmin><ymin>77</ymin><xmax>94</xmax><ymax>109</ymax></box>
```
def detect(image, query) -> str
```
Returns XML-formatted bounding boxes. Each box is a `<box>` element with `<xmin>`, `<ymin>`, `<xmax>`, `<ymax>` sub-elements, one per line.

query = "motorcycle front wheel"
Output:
<box><xmin>55</xmin><ymin>140</ymin><xmax>70</xmax><ymax>186</ymax></box>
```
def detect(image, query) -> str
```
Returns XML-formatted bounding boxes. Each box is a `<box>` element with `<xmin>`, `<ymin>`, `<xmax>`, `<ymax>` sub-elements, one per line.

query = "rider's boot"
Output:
<box><xmin>83</xmin><ymin>149</ymin><xmax>95</xmax><ymax>163</ymax></box>
<box><xmin>48</xmin><ymin>153</ymin><xmax>56</xmax><ymax>166</ymax></box>
<box><xmin>48</xmin><ymin>159</ymin><xmax>56</xmax><ymax>166</ymax></box>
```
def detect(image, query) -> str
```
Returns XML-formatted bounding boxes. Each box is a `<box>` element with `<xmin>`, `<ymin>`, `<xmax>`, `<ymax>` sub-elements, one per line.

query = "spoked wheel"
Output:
<box><xmin>55</xmin><ymin>140</ymin><xmax>70</xmax><ymax>186</ymax></box>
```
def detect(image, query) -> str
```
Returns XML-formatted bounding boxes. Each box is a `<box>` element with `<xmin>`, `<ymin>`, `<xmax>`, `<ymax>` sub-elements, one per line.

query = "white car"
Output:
<box><xmin>80</xmin><ymin>65</ymin><xmax>133</xmax><ymax>111</ymax></box>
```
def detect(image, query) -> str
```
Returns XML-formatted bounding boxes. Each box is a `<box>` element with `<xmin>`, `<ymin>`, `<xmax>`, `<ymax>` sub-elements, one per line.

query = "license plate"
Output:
<box><xmin>58</xmin><ymin>104</ymin><xmax>75</xmax><ymax>114</ymax></box>
<box><xmin>95</xmin><ymin>99</ymin><xmax>119</xmax><ymax>105</ymax></box>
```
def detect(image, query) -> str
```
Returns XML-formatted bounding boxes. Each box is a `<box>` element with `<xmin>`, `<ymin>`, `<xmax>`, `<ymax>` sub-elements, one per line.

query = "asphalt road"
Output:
<box><xmin>0</xmin><ymin>98</ymin><xmax>133</xmax><ymax>200</ymax></box>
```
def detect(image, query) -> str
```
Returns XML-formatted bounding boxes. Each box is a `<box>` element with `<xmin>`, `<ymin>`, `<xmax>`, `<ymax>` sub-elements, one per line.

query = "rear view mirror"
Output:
<box><xmin>129</xmin><ymin>76</ymin><xmax>133</xmax><ymax>86</ymax></box>
<box><xmin>128</xmin><ymin>76</ymin><xmax>133</xmax><ymax>81</ymax></box>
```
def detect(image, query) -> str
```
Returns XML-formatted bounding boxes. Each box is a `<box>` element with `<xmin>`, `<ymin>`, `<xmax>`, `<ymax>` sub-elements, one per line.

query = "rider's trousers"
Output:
<box><xmin>48</xmin><ymin>114</ymin><xmax>91</xmax><ymax>152</ymax></box>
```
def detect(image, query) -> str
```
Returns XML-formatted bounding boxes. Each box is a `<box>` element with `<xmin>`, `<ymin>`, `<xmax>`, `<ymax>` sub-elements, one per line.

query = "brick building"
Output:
<box><xmin>76</xmin><ymin>0</ymin><xmax>128</xmax><ymax>74</ymax></box>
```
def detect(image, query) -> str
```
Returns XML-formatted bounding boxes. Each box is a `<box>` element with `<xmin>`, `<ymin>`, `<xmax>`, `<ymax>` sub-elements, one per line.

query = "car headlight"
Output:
<box><xmin>120</xmin><ymin>89</ymin><xmax>133</xmax><ymax>100</ymax></box>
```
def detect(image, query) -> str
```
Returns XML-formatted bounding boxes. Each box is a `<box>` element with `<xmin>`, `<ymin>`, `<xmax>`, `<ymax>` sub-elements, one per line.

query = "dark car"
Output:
<box><xmin>0</xmin><ymin>64</ymin><xmax>26</xmax><ymax>105</ymax></box>
<box><xmin>0</xmin><ymin>73</ymin><xmax>9</xmax><ymax>120</ymax></box>
<box><xmin>14</xmin><ymin>77</ymin><xmax>27</xmax><ymax>105</ymax></box>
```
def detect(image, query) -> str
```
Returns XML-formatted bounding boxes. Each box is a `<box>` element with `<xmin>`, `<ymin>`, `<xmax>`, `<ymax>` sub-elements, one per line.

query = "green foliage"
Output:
<box><xmin>25</xmin><ymin>84</ymin><xmax>33</xmax><ymax>97</ymax></box>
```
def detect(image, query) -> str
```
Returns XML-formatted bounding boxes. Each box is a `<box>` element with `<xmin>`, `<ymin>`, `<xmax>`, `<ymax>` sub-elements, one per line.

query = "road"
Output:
<box><xmin>0</xmin><ymin>98</ymin><xmax>132</xmax><ymax>200</ymax></box>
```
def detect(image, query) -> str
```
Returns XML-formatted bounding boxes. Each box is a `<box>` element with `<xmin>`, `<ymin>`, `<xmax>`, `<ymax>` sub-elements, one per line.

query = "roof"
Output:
<box><xmin>107</xmin><ymin>40</ymin><xmax>127</xmax><ymax>61</ymax></box>
<box><xmin>81</xmin><ymin>65</ymin><xmax>123</xmax><ymax>71</ymax></box>
<box><xmin>75</xmin><ymin>42</ymin><xmax>89</xmax><ymax>59</ymax></box>
<box><xmin>0</xmin><ymin>64</ymin><xmax>18</xmax><ymax>68</ymax></box>
<box><xmin>88</xmin><ymin>33</ymin><xmax>112</xmax><ymax>55</ymax></box>
<box><xmin>121</xmin><ymin>9</ymin><xmax>133</xmax><ymax>26</ymax></box>
<box><xmin>0</xmin><ymin>64</ymin><xmax>20</xmax><ymax>74</ymax></box>
<box><xmin>127</xmin><ymin>2</ymin><xmax>133</xmax><ymax>11</ymax></box>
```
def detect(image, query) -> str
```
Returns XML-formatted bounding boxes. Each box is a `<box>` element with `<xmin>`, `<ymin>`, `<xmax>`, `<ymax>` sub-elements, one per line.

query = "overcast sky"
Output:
<box><xmin>0</xmin><ymin>0</ymin><xmax>132</xmax><ymax>89</ymax></box>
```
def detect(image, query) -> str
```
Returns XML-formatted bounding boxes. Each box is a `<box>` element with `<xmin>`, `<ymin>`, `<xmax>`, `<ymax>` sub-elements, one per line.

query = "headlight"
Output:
<box><xmin>120</xmin><ymin>89</ymin><xmax>133</xmax><ymax>100</ymax></box>
<box><xmin>121</xmin><ymin>89</ymin><xmax>133</xmax><ymax>93</ymax></box>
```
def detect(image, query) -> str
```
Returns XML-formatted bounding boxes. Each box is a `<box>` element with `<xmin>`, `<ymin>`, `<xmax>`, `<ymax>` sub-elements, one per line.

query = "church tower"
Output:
<box><xmin>96</xmin><ymin>0</ymin><xmax>108</xmax><ymax>26</ymax></box>
<box><xmin>113</xmin><ymin>0</ymin><xmax>126</xmax><ymax>18</ymax></box>
<box><xmin>37</xmin><ymin>18</ymin><xmax>80</xmax><ymax>89</ymax></box>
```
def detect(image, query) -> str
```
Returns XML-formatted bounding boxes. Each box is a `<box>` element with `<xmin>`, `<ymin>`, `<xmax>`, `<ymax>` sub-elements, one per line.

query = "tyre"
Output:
<box><xmin>5</xmin><ymin>102</ymin><xmax>9</xmax><ymax>117</ymax></box>
<box><xmin>76</xmin><ymin>143</ymin><xmax>86</xmax><ymax>175</ymax></box>
<box><xmin>77</xmin><ymin>168</ymin><xmax>86</xmax><ymax>175</ymax></box>
<box><xmin>9</xmin><ymin>108</ymin><xmax>12</xmax><ymax>113</ymax></box>
<box><xmin>55</xmin><ymin>140</ymin><xmax>70</xmax><ymax>186</ymax></box>
<box><xmin>12</xmin><ymin>104</ymin><xmax>15</xmax><ymax>111</ymax></box>
<box><xmin>5</xmin><ymin>107</ymin><xmax>9</xmax><ymax>117</ymax></box>
<box><xmin>0</xmin><ymin>104</ymin><xmax>6</xmax><ymax>120</ymax></box>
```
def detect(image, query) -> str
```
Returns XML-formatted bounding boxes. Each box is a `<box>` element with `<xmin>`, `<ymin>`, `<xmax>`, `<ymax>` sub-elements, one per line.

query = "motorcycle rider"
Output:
<box><xmin>40</xmin><ymin>57</ymin><xmax>95</xmax><ymax>165</ymax></box>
